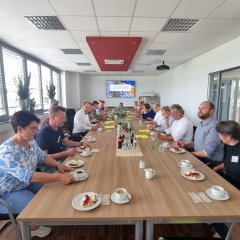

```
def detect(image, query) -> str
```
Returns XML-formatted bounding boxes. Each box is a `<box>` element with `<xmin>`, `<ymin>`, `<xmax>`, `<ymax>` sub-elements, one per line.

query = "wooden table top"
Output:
<box><xmin>18</xmin><ymin>120</ymin><xmax>240</xmax><ymax>223</ymax></box>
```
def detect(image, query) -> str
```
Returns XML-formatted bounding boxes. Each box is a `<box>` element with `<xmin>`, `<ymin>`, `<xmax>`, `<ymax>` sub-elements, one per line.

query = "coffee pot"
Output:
<box><xmin>144</xmin><ymin>168</ymin><xmax>156</xmax><ymax>180</ymax></box>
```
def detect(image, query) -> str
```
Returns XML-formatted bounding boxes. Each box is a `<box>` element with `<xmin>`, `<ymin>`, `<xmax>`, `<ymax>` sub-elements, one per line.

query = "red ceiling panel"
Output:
<box><xmin>86</xmin><ymin>37</ymin><xmax>142</xmax><ymax>71</ymax></box>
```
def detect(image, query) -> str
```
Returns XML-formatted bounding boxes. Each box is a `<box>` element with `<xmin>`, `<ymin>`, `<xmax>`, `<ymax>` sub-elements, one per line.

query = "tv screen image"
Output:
<box><xmin>106</xmin><ymin>80</ymin><xmax>135</xmax><ymax>98</ymax></box>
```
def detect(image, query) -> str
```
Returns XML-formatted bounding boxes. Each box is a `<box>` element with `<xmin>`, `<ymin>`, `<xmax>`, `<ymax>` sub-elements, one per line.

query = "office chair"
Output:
<box><xmin>0</xmin><ymin>198</ymin><xmax>22</xmax><ymax>240</ymax></box>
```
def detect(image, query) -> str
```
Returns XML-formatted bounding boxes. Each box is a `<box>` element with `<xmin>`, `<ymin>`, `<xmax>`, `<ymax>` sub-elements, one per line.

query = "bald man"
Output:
<box><xmin>178</xmin><ymin>101</ymin><xmax>224</xmax><ymax>167</ymax></box>
<box><xmin>72</xmin><ymin>102</ymin><xmax>98</xmax><ymax>136</ymax></box>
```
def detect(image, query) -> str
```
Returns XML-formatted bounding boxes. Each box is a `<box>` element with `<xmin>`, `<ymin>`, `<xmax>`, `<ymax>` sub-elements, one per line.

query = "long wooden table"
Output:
<box><xmin>17</xmin><ymin>120</ymin><xmax>240</xmax><ymax>240</ymax></box>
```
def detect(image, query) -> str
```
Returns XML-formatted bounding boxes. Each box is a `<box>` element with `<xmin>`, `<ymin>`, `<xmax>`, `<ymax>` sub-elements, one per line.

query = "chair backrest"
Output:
<box><xmin>0</xmin><ymin>198</ymin><xmax>22</xmax><ymax>240</ymax></box>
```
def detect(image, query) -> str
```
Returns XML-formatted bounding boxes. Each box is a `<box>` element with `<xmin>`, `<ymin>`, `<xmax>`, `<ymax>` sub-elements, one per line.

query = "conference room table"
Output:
<box><xmin>17</xmin><ymin>119</ymin><xmax>240</xmax><ymax>240</ymax></box>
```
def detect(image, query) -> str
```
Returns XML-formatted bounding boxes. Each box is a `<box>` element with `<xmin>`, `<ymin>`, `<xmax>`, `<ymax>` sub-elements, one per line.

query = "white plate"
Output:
<box><xmin>71</xmin><ymin>171</ymin><xmax>88</xmax><ymax>181</ymax></box>
<box><xmin>181</xmin><ymin>170</ymin><xmax>205</xmax><ymax>181</ymax></box>
<box><xmin>65</xmin><ymin>160</ymin><xmax>84</xmax><ymax>168</ymax></box>
<box><xmin>206</xmin><ymin>188</ymin><xmax>229</xmax><ymax>201</ymax></box>
<box><xmin>111</xmin><ymin>192</ymin><xmax>131</xmax><ymax>204</ymax></box>
<box><xmin>169</xmin><ymin>147</ymin><xmax>186</xmax><ymax>154</ymax></box>
<box><xmin>178</xmin><ymin>162</ymin><xmax>193</xmax><ymax>169</ymax></box>
<box><xmin>72</xmin><ymin>192</ymin><xmax>101</xmax><ymax>211</ymax></box>
<box><xmin>87</xmin><ymin>139</ymin><xmax>96</xmax><ymax>143</ymax></box>
<box><xmin>80</xmin><ymin>152</ymin><xmax>93</xmax><ymax>157</ymax></box>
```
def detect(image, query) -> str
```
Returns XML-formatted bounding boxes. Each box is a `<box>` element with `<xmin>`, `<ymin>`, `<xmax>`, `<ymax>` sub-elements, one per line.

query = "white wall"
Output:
<box><xmin>80</xmin><ymin>75</ymin><xmax>157</xmax><ymax>107</ymax></box>
<box><xmin>156</xmin><ymin>36</ymin><xmax>240</xmax><ymax>125</ymax></box>
<box><xmin>61</xmin><ymin>71</ymin><xmax>82</xmax><ymax>109</ymax></box>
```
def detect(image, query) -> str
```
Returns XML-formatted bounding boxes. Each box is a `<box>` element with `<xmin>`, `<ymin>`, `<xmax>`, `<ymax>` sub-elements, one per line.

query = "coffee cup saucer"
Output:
<box><xmin>80</xmin><ymin>152</ymin><xmax>93</xmax><ymax>157</ymax></box>
<box><xmin>178</xmin><ymin>162</ymin><xmax>193</xmax><ymax>169</ymax></box>
<box><xmin>206</xmin><ymin>188</ymin><xmax>229</xmax><ymax>200</ymax></box>
<box><xmin>111</xmin><ymin>192</ymin><xmax>131</xmax><ymax>204</ymax></box>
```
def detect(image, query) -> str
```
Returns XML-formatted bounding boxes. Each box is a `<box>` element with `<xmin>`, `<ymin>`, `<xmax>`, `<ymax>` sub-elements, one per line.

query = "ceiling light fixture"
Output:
<box><xmin>104</xmin><ymin>59</ymin><xmax>124</xmax><ymax>65</ymax></box>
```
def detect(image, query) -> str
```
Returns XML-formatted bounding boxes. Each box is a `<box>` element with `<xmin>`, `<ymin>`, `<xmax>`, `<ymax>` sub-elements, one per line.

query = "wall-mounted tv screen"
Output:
<box><xmin>106</xmin><ymin>80</ymin><xmax>135</xmax><ymax>98</ymax></box>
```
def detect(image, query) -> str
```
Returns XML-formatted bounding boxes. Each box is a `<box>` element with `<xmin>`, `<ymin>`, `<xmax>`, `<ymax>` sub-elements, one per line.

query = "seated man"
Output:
<box><xmin>36</xmin><ymin>105</ymin><xmax>89</xmax><ymax>173</ymax></box>
<box><xmin>142</xmin><ymin>103</ymin><xmax>156</xmax><ymax>121</ymax></box>
<box><xmin>89</xmin><ymin>101</ymin><xmax>99</xmax><ymax>123</ymax></box>
<box><xmin>117</xmin><ymin>102</ymin><xmax>124</xmax><ymax>110</ymax></box>
<box><xmin>178</xmin><ymin>101</ymin><xmax>224</xmax><ymax>166</ymax></box>
<box><xmin>72</xmin><ymin>102</ymin><xmax>98</xmax><ymax>137</ymax></box>
<box><xmin>155</xmin><ymin>106</ymin><xmax>174</xmax><ymax>132</ymax></box>
<box><xmin>132</xmin><ymin>100</ymin><xmax>138</xmax><ymax>111</ymax></box>
<box><xmin>135</xmin><ymin>101</ymin><xmax>144</xmax><ymax>118</ymax></box>
<box><xmin>159</xmin><ymin>104</ymin><xmax>193</xmax><ymax>143</ymax></box>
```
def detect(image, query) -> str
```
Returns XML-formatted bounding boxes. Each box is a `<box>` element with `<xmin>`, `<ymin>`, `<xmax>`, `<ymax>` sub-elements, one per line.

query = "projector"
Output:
<box><xmin>156</xmin><ymin>61</ymin><xmax>169</xmax><ymax>71</ymax></box>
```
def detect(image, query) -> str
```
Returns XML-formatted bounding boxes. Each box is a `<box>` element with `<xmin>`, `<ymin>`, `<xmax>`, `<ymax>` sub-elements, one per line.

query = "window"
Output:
<box><xmin>27</xmin><ymin>60</ymin><xmax>42</xmax><ymax>113</ymax></box>
<box><xmin>41</xmin><ymin>65</ymin><xmax>52</xmax><ymax>110</ymax></box>
<box><xmin>0</xmin><ymin>42</ymin><xmax>61</xmax><ymax>122</ymax></box>
<box><xmin>2</xmin><ymin>48</ymin><xmax>24</xmax><ymax>116</ymax></box>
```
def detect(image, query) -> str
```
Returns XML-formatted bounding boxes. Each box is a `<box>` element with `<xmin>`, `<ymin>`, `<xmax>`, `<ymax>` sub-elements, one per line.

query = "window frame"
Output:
<box><xmin>0</xmin><ymin>41</ymin><xmax>61</xmax><ymax>123</ymax></box>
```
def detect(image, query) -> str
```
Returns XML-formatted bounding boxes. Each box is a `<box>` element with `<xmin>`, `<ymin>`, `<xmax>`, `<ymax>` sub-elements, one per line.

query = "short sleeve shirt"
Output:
<box><xmin>36</xmin><ymin>124</ymin><xmax>65</xmax><ymax>154</ymax></box>
<box><xmin>0</xmin><ymin>140</ymin><xmax>47</xmax><ymax>196</ymax></box>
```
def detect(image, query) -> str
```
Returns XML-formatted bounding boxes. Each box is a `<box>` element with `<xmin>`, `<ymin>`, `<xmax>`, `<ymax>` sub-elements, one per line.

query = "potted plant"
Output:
<box><xmin>46</xmin><ymin>82</ymin><xmax>56</xmax><ymax>105</ymax></box>
<box><xmin>29</xmin><ymin>98</ymin><xmax>36</xmax><ymax>112</ymax></box>
<box><xmin>14</xmin><ymin>73</ymin><xmax>31</xmax><ymax>110</ymax></box>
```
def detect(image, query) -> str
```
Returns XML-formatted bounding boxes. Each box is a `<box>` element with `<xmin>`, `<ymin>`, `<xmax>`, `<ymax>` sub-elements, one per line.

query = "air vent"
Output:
<box><xmin>25</xmin><ymin>16</ymin><xmax>65</xmax><ymax>30</ymax></box>
<box><xmin>84</xmin><ymin>70</ymin><xmax>96</xmax><ymax>73</ymax></box>
<box><xmin>61</xmin><ymin>49</ymin><xmax>83</xmax><ymax>54</ymax></box>
<box><xmin>146</xmin><ymin>49</ymin><xmax>166</xmax><ymax>56</ymax></box>
<box><xmin>162</xmin><ymin>18</ymin><xmax>200</xmax><ymax>32</ymax></box>
<box><xmin>76</xmin><ymin>63</ymin><xmax>91</xmax><ymax>66</ymax></box>
<box><xmin>132</xmin><ymin>70</ymin><xmax>144</xmax><ymax>73</ymax></box>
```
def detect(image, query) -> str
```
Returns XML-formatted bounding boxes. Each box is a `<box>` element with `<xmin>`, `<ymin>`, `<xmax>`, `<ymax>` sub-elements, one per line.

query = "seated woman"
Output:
<box><xmin>0</xmin><ymin>111</ymin><xmax>76</xmax><ymax>238</ymax></box>
<box><xmin>214</xmin><ymin>120</ymin><xmax>240</xmax><ymax>189</ymax></box>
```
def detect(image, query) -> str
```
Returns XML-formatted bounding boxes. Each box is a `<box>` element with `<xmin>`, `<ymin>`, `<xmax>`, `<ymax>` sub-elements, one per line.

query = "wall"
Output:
<box><xmin>60</xmin><ymin>71</ymin><xmax>82</xmax><ymax>109</ymax></box>
<box><xmin>156</xmin><ymin>36</ymin><xmax>240</xmax><ymax>125</ymax></box>
<box><xmin>80</xmin><ymin>75</ymin><xmax>157</xmax><ymax>107</ymax></box>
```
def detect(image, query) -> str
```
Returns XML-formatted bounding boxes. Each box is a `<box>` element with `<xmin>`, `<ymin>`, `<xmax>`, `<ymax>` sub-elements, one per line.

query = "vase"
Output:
<box><xmin>19</xmin><ymin>99</ymin><xmax>30</xmax><ymax>110</ymax></box>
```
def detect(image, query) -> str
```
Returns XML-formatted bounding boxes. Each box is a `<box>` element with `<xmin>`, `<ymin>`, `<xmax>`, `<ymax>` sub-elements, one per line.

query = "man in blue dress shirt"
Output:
<box><xmin>178</xmin><ymin>101</ymin><xmax>224</xmax><ymax>167</ymax></box>
<box><xmin>142</xmin><ymin>103</ymin><xmax>156</xmax><ymax>121</ymax></box>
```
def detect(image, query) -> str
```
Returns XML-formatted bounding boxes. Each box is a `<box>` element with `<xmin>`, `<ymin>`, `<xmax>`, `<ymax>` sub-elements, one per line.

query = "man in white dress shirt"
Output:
<box><xmin>158</xmin><ymin>104</ymin><xmax>193</xmax><ymax>143</ymax></box>
<box><xmin>72</xmin><ymin>102</ymin><xmax>98</xmax><ymax>136</ymax></box>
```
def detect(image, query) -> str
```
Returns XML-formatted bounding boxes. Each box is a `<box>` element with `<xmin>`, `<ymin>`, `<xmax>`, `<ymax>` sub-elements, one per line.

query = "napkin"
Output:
<box><xmin>105</xmin><ymin>120</ymin><xmax>114</xmax><ymax>124</ymax></box>
<box><xmin>135</xmin><ymin>134</ymin><xmax>149</xmax><ymax>139</ymax></box>
<box><xmin>101</xmin><ymin>194</ymin><xmax>110</xmax><ymax>206</ymax></box>
<box><xmin>188</xmin><ymin>192</ymin><xmax>212</xmax><ymax>203</ymax></box>
<box><xmin>139</xmin><ymin>129</ymin><xmax>150</xmax><ymax>133</ymax></box>
<box><xmin>91</xmin><ymin>149</ymin><xmax>100</xmax><ymax>153</ymax></box>
<box><xmin>104</xmin><ymin>125</ymin><xmax>115</xmax><ymax>129</ymax></box>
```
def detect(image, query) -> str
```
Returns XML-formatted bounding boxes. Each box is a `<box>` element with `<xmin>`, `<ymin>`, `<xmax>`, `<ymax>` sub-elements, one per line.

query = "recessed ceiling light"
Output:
<box><xmin>76</xmin><ymin>63</ymin><xmax>91</xmax><ymax>66</ymax></box>
<box><xmin>146</xmin><ymin>49</ymin><xmax>166</xmax><ymax>56</ymax></box>
<box><xmin>25</xmin><ymin>16</ymin><xmax>65</xmax><ymax>30</ymax></box>
<box><xmin>104</xmin><ymin>59</ymin><xmax>124</xmax><ymax>65</ymax></box>
<box><xmin>61</xmin><ymin>49</ymin><xmax>83</xmax><ymax>54</ymax></box>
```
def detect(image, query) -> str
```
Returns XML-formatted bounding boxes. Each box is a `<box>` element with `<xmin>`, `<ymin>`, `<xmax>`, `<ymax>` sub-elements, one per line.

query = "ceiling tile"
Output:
<box><xmin>0</xmin><ymin>15</ymin><xmax>34</xmax><ymax>30</ymax></box>
<box><xmin>49</xmin><ymin>0</ymin><xmax>94</xmax><ymax>16</ymax></box>
<box><xmin>60</xmin><ymin>16</ymin><xmax>98</xmax><ymax>31</ymax></box>
<box><xmin>97</xmin><ymin>17</ymin><xmax>131</xmax><ymax>31</ymax></box>
<box><xmin>191</xmin><ymin>19</ymin><xmax>236</xmax><ymax>33</ymax></box>
<box><xmin>131</xmin><ymin>17</ymin><xmax>167</xmax><ymax>32</ymax></box>
<box><xmin>135</xmin><ymin>0</ymin><xmax>180</xmax><ymax>17</ymax></box>
<box><xmin>41</xmin><ymin>30</ymin><xmax>74</xmax><ymax>41</ymax></box>
<box><xmin>67</xmin><ymin>54</ymin><xmax>90</xmax><ymax>62</ymax></box>
<box><xmin>100</xmin><ymin>31</ymin><xmax>129</xmax><ymax>37</ymax></box>
<box><xmin>222</xmin><ymin>20</ymin><xmax>240</xmax><ymax>33</ymax></box>
<box><xmin>93</xmin><ymin>0</ymin><xmax>135</xmax><ymax>16</ymax></box>
<box><xmin>53</xmin><ymin>41</ymin><xmax>79</xmax><ymax>49</ymax></box>
<box><xmin>71</xmin><ymin>31</ymin><xmax>99</xmax><ymax>42</ymax></box>
<box><xmin>148</xmin><ymin>42</ymin><xmax>175</xmax><ymax>50</ymax></box>
<box><xmin>171</xmin><ymin>41</ymin><xmax>200</xmax><ymax>49</ymax></box>
<box><xmin>0</xmin><ymin>0</ymin><xmax>15</xmax><ymax>15</ymax></box>
<box><xmin>154</xmin><ymin>32</ymin><xmax>186</xmax><ymax>42</ymax></box>
<box><xmin>178</xmin><ymin>32</ymin><xmax>215</xmax><ymax>43</ymax></box>
<box><xmin>172</xmin><ymin>0</ymin><xmax>224</xmax><ymax>18</ymax></box>
<box><xmin>6</xmin><ymin>0</ymin><xmax>55</xmax><ymax>15</ymax></box>
<box><xmin>129</xmin><ymin>31</ymin><xmax>158</xmax><ymax>40</ymax></box>
<box><xmin>209</xmin><ymin>0</ymin><xmax>240</xmax><ymax>19</ymax></box>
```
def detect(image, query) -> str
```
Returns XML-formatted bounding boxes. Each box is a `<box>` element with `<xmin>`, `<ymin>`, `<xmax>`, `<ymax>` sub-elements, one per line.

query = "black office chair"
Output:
<box><xmin>0</xmin><ymin>198</ymin><xmax>22</xmax><ymax>240</ymax></box>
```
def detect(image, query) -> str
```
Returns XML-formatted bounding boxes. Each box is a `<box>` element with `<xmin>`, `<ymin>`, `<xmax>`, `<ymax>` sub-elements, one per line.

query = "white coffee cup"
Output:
<box><xmin>82</xmin><ymin>149</ymin><xmax>90</xmax><ymax>156</ymax></box>
<box><xmin>97</xmin><ymin>127</ymin><xmax>103</xmax><ymax>132</ymax></box>
<box><xmin>162</xmin><ymin>141</ymin><xmax>169</xmax><ymax>148</ymax></box>
<box><xmin>114</xmin><ymin>188</ymin><xmax>127</xmax><ymax>201</ymax></box>
<box><xmin>211</xmin><ymin>185</ymin><xmax>227</xmax><ymax>198</ymax></box>
<box><xmin>181</xmin><ymin>160</ymin><xmax>191</xmax><ymax>168</ymax></box>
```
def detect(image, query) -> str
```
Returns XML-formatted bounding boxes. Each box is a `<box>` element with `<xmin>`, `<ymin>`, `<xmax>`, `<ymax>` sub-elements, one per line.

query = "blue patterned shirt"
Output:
<box><xmin>0</xmin><ymin>140</ymin><xmax>47</xmax><ymax>197</ymax></box>
<box><xmin>194</xmin><ymin>117</ymin><xmax>224</xmax><ymax>162</ymax></box>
